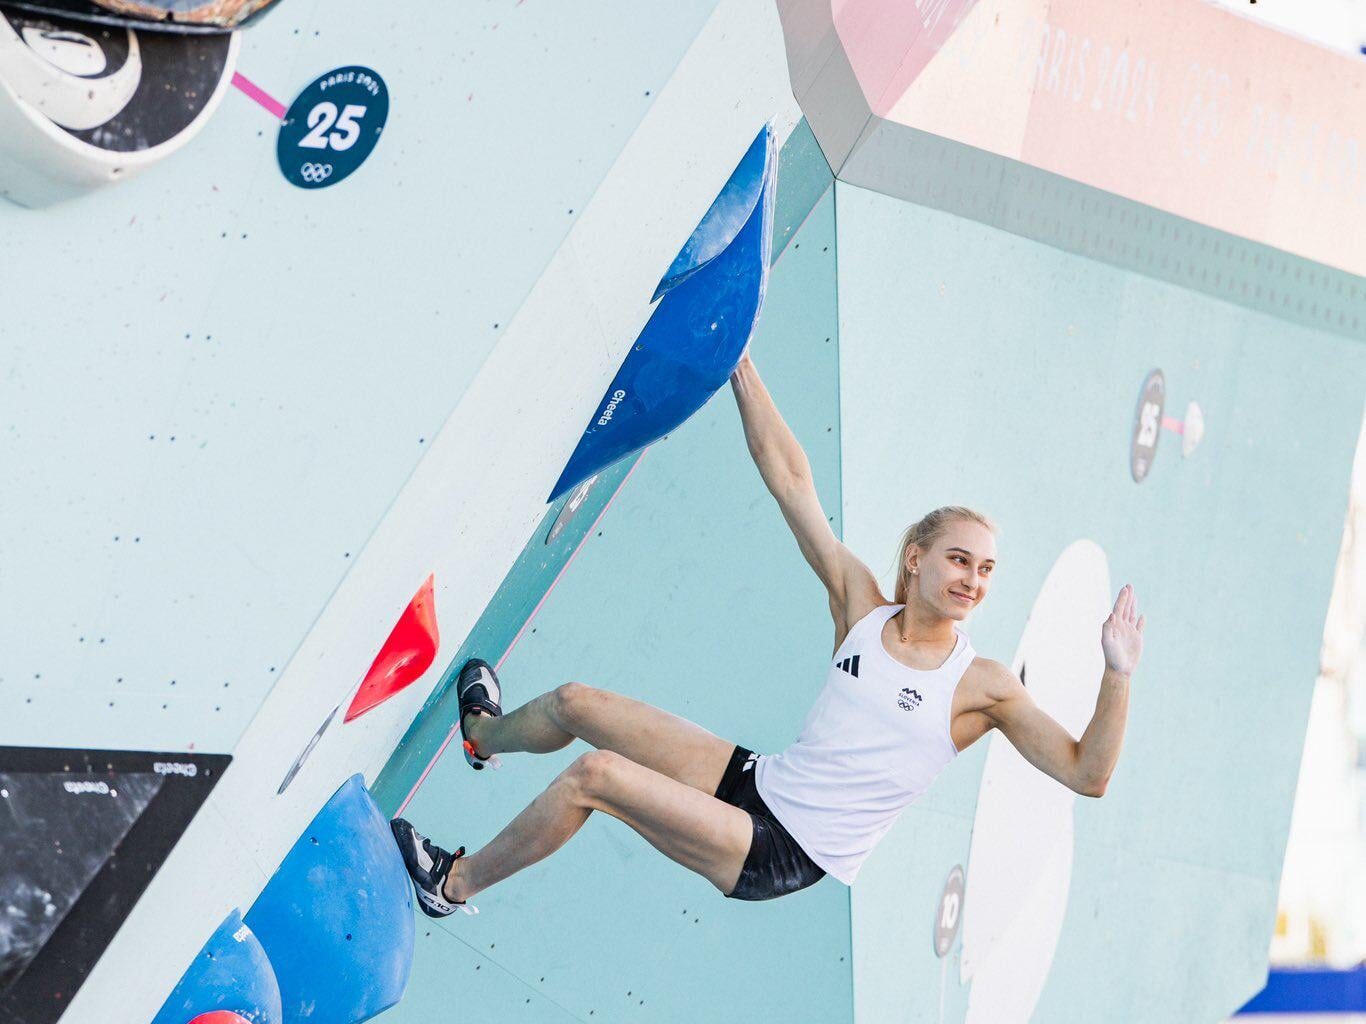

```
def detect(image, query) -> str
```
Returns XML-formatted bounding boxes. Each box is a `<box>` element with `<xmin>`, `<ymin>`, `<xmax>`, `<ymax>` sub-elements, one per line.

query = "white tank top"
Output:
<box><xmin>754</xmin><ymin>603</ymin><xmax>975</xmax><ymax>885</ymax></box>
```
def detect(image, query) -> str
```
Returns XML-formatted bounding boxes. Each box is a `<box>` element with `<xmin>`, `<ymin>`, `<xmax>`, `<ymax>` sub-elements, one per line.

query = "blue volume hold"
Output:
<box><xmin>652</xmin><ymin>126</ymin><xmax>770</xmax><ymax>301</ymax></box>
<box><xmin>150</xmin><ymin>907</ymin><xmax>283</xmax><ymax>1024</ymax></box>
<box><xmin>548</xmin><ymin>123</ymin><xmax>776</xmax><ymax>503</ymax></box>
<box><xmin>243</xmin><ymin>775</ymin><xmax>415</xmax><ymax>1024</ymax></box>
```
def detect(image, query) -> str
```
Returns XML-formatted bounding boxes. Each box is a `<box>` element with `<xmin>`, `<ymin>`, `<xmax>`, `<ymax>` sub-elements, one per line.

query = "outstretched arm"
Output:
<box><xmin>729</xmin><ymin>353</ymin><xmax>875</xmax><ymax>608</ymax></box>
<box><xmin>729</xmin><ymin>351</ymin><xmax>810</xmax><ymax>488</ymax></box>
<box><xmin>985</xmin><ymin>584</ymin><xmax>1145</xmax><ymax>797</ymax></box>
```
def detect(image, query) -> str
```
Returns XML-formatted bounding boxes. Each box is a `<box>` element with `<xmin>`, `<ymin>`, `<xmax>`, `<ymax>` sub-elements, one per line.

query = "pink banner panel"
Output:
<box><xmin>832</xmin><ymin>0</ymin><xmax>982</xmax><ymax>116</ymax></box>
<box><xmin>838</xmin><ymin>0</ymin><xmax>1366</xmax><ymax>276</ymax></box>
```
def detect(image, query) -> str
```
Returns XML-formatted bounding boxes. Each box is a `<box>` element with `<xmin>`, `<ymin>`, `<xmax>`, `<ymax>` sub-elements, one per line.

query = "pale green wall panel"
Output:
<box><xmin>837</xmin><ymin>179</ymin><xmax>1365</xmax><ymax>1022</ymax></box>
<box><xmin>381</xmin><ymin>183</ymin><xmax>846</xmax><ymax>1022</ymax></box>
<box><xmin>0</xmin><ymin>0</ymin><xmax>722</xmax><ymax>754</ymax></box>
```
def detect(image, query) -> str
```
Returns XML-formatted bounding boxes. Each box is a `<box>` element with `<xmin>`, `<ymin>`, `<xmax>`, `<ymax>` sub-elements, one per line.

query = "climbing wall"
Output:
<box><xmin>3</xmin><ymin>0</ymin><xmax>1364</xmax><ymax>1022</ymax></box>
<box><xmin>777</xmin><ymin>0</ymin><xmax>1366</xmax><ymax>1020</ymax></box>
<box><xmin>379</xmin><ymin>147</ymin><xmax>842</xmax><ymax>1024</ymax></box>
<box><xmin>0</xmin><ymin>0</ymin><xmax>809</xmax><ymax>1020</ymax></box>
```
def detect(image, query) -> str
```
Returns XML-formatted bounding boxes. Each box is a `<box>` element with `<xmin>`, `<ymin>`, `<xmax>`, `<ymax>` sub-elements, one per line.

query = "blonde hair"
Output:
<box><xmin>891</xmin><ymin>506</ymin><xmax>998</xmax><ymax>604</ymax></box>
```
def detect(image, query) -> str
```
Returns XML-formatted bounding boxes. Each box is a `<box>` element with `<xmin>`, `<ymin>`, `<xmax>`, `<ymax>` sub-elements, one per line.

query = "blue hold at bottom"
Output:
<box><xmin>243</xmin><ymin>774</ymin><xmax>415</xmax><ymax>1024</ymax></box>
<box><xmin>151</xmin><ymin>907</ymin><xmax>283</xmax><ymax>1024</ymax></box>
<box><xmin>548</xmin><ymin>122</ymin><xmax>777</xmax><ymax>503</ymax></box>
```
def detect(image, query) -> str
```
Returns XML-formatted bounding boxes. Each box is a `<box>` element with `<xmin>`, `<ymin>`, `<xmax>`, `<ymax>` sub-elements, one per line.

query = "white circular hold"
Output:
<box><xmin>961</xmin><ymin>539</ymin><xmax>1111</xmax><ymax>1023</ymax></box>
<box><xmin>1182</xmin><ymin>401</ymin><xmax>1205</xmax><ymax>458</ymax></box>
<box><xmin>20</xmin><ymin>25</ymin><xmax>106</xmax><ymax>74</ymax></box>
<box><xmin>3</xmin><ymin>21</ymin><xmax>140</xmax><ymax>129</ymax></box>
<box><xmin>0</xmin><ymin>7</ymin><xmax>239</xmax><ymax>207</ymax></box>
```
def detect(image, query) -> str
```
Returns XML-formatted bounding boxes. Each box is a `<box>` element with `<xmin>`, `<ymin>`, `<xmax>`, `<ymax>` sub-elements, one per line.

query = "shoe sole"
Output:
<box><xmin>390</xmin><ymin>818</ymin><xmax>456</xmax><ymax>918</ymax></box>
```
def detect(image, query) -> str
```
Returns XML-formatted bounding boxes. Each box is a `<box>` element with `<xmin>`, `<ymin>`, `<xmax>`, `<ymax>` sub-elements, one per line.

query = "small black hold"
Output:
<box><xmin>310</xmin><ymin>836</ymin><xmax>319</xmax><ymax>845</ymax></box>
<box><xmin>345</xmin><ymin>933</ymin><xmax>352</xmax><ymax>941</ymax></box>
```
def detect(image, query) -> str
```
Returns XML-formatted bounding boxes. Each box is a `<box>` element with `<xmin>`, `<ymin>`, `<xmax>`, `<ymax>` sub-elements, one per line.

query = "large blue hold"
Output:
<box><xmin>151</xmin><ymin>908</ymin><xmax>283</xmax><ymax>1024</ymax></box>
<box><xmin>243</xmin><ymin>775</ymin><xmax>415</xmax><ymax>1024</ymax></box>
<box><xmin>548</xmin><ymin>123</ymin><xmax>776</xmax><ymax>502</ymax></box>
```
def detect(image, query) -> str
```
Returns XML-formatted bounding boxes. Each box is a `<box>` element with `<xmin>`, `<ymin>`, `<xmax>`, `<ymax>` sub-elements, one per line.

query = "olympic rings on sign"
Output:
<box><xmin>299</xmin><ymin>162</ymin><xmax>334</xmax><ymax>183</ymax></box>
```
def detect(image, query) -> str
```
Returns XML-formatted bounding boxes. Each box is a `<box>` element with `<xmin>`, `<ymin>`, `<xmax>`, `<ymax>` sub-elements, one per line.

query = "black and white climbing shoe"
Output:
<box><xmin>390</xmin><ymin>818</ymin><xmax>478</xmax><ymax>918</ymax></box>
<box><xmin>457</xmin><ymin>657</ymin><xmax>503</xmax><ymax>771</ymax></box>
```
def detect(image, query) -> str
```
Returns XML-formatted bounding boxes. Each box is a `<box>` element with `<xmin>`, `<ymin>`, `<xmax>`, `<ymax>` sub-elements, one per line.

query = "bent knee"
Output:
<box><xmin>551</xmin><ymin>681</ymin><xmax>602</xmax><ymax>726</ymax></box>
<box><xmin>562</xmin><ymin>748</ymin><xmax>622</xmax><ymax>796</ymax></box>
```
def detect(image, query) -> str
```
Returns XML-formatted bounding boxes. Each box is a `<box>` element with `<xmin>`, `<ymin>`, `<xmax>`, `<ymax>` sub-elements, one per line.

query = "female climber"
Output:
<box><xmin>391</xmin><ymin>351</ymin><xmax>1145</xmax><ymax>912</ymax></box>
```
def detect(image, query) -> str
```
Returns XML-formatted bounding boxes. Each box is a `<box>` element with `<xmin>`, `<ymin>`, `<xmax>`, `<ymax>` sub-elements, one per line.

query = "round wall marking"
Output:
<box><xmin>933</xmin><ymin>864</ymin><xmax>966</xmax><ymax>958</ymax></box>
<box><xmin>277</xmin><ymin>65</ymin><xmax>387</xmax><ymax>190</ymax></box>
<box><xmin>1129</xmin><ymin>368</ymin><xmax>1165</xmax><ymax>483</ymax></box>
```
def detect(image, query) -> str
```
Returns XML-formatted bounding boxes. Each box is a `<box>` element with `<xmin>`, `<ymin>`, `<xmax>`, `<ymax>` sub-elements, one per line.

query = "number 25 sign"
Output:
<box><xmin>278</xmin><ymin>67</ymin><xmax>389</xmax><ymax>190</ymax></box>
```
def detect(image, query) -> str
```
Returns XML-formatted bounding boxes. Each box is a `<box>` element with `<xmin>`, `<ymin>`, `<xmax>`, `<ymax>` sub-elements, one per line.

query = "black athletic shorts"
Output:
<box><xmin>713</xmin><ymin>745</ymin><xmax>825</xmax><ymax>901</ymax></box>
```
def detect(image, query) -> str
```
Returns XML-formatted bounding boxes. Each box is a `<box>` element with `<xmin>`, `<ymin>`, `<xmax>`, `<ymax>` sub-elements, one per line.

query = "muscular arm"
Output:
<box><xmin>984</xmin><ymin>585</ymin><xmax>1143</xmax><ymax>797</ymax></box>
<box><xmin>984</xmin><ymin>661</ymin><xmax>1130</xmax><ymax>797</ymax></box>
<box><xmin>729</xmin><ymin>351</ymin><xmax>810</xmax><ymax>488</ymax></box>
<box><xmin>729</xmin><ymin>353</ymin><xmax>878</xmax><ymax>613</ymax></box>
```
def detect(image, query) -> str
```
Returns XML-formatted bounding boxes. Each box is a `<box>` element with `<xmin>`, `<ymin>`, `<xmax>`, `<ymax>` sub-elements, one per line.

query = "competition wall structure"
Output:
<box><xmin>0</xmin><ymin>0</ymin><xmax>1361</xmax><ymax>1022</ymax></box>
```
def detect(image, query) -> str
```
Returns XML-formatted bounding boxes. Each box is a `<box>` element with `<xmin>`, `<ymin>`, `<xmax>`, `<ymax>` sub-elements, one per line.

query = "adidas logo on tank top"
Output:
<box><xmin>753</xmin><ymin>603</ymin><xmax>975</xmax><ymax>886</ymax></box>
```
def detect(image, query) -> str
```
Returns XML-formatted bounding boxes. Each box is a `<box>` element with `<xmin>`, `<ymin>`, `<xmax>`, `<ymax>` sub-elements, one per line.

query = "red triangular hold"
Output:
<box><xmin>344</xmin><ymin>574</ymin><xmax>440</xmax><ymax>722</ymax></box>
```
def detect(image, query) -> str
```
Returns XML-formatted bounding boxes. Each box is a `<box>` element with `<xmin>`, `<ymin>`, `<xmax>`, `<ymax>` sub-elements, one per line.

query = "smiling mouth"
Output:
<box><xmin>950</xmin><ymin>592</ymin><xmax>973</xmax><ymax>603</ymax></box>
